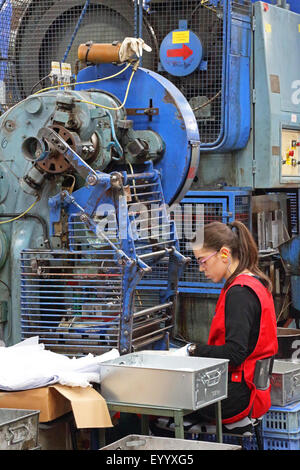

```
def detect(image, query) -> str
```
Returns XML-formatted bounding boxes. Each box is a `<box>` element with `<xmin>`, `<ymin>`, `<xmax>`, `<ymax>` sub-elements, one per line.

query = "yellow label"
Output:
<box><xmin>286</xmin><ymin>156</ymin><xmax>292</xmax><ymax>166</ymax></box>
<box><xmin>298</xmin><ymin>24</ymin><xmax>300</xmax><ymax>32</ymax></box>
<box><xmin>172</xmin><ymin>30</ymin><xmax>190</xmax><ymax>44</ymax></box>
<box><xmin>265</xmin><ymin>23</ymin><xmax>272</xmax><ymax>33</ymax></box>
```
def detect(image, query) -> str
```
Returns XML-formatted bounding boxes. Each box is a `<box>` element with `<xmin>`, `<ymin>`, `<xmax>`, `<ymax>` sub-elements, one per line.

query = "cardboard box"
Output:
<box><xmin>0</xmin><ymin>385</ymin><xmax>112</xmax><ymax>428</ymax></box>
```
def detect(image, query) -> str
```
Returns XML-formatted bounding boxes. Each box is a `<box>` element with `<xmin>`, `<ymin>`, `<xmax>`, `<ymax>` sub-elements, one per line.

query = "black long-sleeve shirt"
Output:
<box><xmin>193</xmin><ymin>282</ymin><xmax>261</xmax><ymax>367</ymax></box>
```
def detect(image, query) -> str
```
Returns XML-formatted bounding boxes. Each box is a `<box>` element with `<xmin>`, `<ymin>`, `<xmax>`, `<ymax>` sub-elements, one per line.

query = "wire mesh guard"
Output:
<box><xmin>0</xmin><ymin>0</ymin><xmax>140</xmax><ymax>110</ymax></box>
<box><xmin>142</xmin><ymin>0</ymin><xmax>251</xmax><ymax>145</ymax></box>
<box><xmin>0</xmin><ymin>0</ymin><xmax>252</xmax><ymax>142</ymax></box>
<box><xmin>20</xmin><ymin>247</ymin><xmax>123</xmax><ymax>357</ymax></box>
<box><xmin>143</xmin><ymin>0</ymin><xmax>225</xmax><ymax>145</ymax></box>
<box><xmin>20</xmin><ymin>170</ymin><xmax>177</xmax><ymax>356</ymax></box>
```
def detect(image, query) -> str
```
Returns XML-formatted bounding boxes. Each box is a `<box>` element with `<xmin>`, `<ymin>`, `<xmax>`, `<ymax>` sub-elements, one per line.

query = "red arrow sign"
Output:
<box><xmin>167</xmin><ymin>44</ymin><xmax>193</xmax><ymax>61</ymax></box>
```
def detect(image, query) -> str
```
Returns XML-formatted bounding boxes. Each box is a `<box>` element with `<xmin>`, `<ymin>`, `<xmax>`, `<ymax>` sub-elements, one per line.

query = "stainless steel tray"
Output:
<box><xmin>100</xmin><ymin>352</ymin><xmax>228</xmax><ymax>410</ymax></box>
<box><xmin>100</xmin><ymin>434</ymin><xmax>240</xmax><ymax>450</ymax></box>
<box><xmin>271</xmin><ymin>360</ymin><xmax>300</xmax><ymax>406</ymax></box>
<box><xmin>0</xmin><ymin>408</ymin><xmax>40</xmax><ymax>450</ymax></box>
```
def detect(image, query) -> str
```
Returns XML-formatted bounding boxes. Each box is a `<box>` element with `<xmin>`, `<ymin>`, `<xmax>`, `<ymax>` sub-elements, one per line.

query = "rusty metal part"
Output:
<box><xmin>36</xmin><ymin>124</ymin><xmax>81</xmax><ymax>174</ymax></box>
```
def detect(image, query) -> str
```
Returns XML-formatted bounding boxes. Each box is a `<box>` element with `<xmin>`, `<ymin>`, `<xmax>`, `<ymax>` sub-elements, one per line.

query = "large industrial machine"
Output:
<box><xmin>0</xmin><ymin>36</ymin><xmax>200</xmax><ymax>355</ymax></box>
<box><xmin>0</xmin><ymin>0</ymin><xmax>299</xmax><ymax>352</ymax></box>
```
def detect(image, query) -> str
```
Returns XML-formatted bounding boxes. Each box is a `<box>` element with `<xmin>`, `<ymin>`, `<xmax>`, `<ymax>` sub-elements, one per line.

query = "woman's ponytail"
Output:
<box><xmin>225</xmin><ymin>221</ymin><xmax>272</xmax><ymax>291</ymax></box>
<box><xmin>195</xmin><ymin>220</ymin><xmax>273</xmax><ymax>292</ymax></box>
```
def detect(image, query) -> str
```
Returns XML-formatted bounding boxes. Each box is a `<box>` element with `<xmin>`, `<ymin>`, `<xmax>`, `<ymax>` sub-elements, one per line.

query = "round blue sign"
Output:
<box><xmin>159</xmin><ymin>29</ymin><xmax>203</xmax><ymax>77</ymax></box>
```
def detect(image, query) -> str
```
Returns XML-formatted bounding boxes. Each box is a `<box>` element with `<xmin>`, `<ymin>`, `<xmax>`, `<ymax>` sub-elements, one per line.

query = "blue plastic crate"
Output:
<box><xmin>263</xmin><ymin>432</ymin><xmax>300</xmax><ymax>450</ymax></box>
<box><xmin>263</xmin><ymin>402</ymin><xmax>300</xmax><ymax>435</ymax></box>
<box><xmin>199</xmin><ymin>433</ymin><xmax>257</xmax><ymax>450</ymax></box>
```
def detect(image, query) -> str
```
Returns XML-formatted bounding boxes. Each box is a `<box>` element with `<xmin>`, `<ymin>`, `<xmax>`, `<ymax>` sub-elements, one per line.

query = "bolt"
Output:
<box><xmin>87</xmin><ymin>174</ymin><xmax>97</xmax><ymax>186</ymax></box>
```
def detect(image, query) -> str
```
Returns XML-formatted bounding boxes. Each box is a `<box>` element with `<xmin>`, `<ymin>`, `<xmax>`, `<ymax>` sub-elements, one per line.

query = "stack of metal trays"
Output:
<box><xmin>0</xmin><ymin>409</ymin><xmax>40</xmax><ymax>450</ymax></box>
<box><xmin>100</xmin><ymin>352</ymin><xmax>228</xmax><ymax>410</ymax></box>
<box><xmin>271</xmin><ymin>360</ymin><xmax>300</xmax><ymax>406</ymax></box>
<box><xmin>100</xmin><ymin>434</ymin><xmax>241</xmax><ymax>450</ymax></box>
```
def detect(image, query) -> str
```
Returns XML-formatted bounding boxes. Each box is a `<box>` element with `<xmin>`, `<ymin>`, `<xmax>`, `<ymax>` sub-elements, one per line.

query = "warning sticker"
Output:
<box><xmin>172</xmin><ymin>30</ymin><xmax>190</xmax><ymax>44</ymax></box>
<box><xmin>265</xmin><ymin>23</ymin><xmax>272</xmax><ymax>33</ymax></box>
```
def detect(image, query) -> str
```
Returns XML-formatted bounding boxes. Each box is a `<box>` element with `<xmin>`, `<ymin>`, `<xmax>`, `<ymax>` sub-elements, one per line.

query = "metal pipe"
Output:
<box><xmin>133</xmin><ymin>302</ymin><xmax>173</xmax><ymax>319</ymax></box>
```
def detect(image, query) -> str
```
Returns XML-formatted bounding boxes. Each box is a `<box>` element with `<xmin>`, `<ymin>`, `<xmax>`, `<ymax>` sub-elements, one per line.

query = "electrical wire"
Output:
<box><xmin>74</xmin><ymin>64</ymin><xmax>137</xmax><ymax>111</ymax></box>
<box><xmin>0</xmin><ymin>198</ymin><xmax>39</xmax><ymax>225</ymax></box>
<box><xmin>33</xmin><ymin>61</ymin><xmax>132</xmax><ymax>95</ymax></box>
<box><xmin>30</xmin><ymin>74</ymin><xmax>51</xmax><ymax>95</ymax></box>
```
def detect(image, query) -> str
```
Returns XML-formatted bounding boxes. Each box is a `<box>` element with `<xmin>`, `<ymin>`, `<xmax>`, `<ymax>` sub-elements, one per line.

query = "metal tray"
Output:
<box><xmin>100</xmin><ymin>434</ymin><xmax>240</xmax><ymax>450</ymax></box>
<box><xmin>0</xmin><ymin>408</ymin><xmax>40</xmax><ymax>450</ymax></box>
<box><xmin>271</xmin><ymin>360</ymin><xmax>300</xmax><ymax>406</ymax></box>
<box><xmin>100</xmin><ymin>352</ymin><xmax>228</xmax><ymax>410</ymax></box>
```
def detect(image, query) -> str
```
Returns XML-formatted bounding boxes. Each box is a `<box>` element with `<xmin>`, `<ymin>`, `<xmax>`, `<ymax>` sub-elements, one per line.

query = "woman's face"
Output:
<box><xmin>193</xmin><ymin>247</ymin><xmax>229</xmax><ymax>283</ymax></box>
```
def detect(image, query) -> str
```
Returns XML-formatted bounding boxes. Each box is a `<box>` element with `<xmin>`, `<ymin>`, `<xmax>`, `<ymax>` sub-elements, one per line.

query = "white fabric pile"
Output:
<box><xmin>0</xmin><ymin>336</ymin><xmax>119</xmax><ymax>391</ymax></box>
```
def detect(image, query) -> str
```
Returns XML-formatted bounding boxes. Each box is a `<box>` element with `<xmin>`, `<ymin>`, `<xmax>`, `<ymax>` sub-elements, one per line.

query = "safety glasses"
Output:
<box><xmin>197</xmin><ymin>251</ymin><xmax>217</xmax><ymax>266</ymax></box>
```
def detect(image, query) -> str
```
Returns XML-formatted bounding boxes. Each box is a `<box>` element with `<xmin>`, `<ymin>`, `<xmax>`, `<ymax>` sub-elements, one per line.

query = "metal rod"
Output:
<box><xmin>135</xmin><ymin>223</ymin><xmax>172</xmax><ymax>233</ymax></box>
<box><xmin>129</xmin><ymin>182</ymin><xmax>157</xmax><ymax>188</ymax></box>
<box><xmin>129</xmin><ymin>191</ymin><xmax>161</xmax><ymax>197</ymax></box>
<box><xmin>139</xmin><ymin>248</ymin><xmax>173</xmax><ymax>260</ymax></box>
<box><xmin>126</xmin><ymin>172</ymin><xmax>156</xmax><ymax>180</ymax></box>
<box><xmin>135</xmin><ymin>240</ymin><xmax>175</xmax><ymax>250</ymax></box>
<box><xmin>133</xmin><ymin>302</ymin><xmax>173</xmax><ymax>319</ymax></box>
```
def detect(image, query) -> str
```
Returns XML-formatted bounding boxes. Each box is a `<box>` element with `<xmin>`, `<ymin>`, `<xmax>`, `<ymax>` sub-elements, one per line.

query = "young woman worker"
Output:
<box><xmin>186</xmin><ymin>220</ymin><xmax>278</xmax><ymax>432</ymax></box>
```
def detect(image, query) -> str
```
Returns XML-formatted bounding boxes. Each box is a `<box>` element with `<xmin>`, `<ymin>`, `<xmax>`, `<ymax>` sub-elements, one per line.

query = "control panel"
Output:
<box><xmin>281</xmin><ymin>128</ymin><xmax>300</xmax><ymax>178</ymax></box>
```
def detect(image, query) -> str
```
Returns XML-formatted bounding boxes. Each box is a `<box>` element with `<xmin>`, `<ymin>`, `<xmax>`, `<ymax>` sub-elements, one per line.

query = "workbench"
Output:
<box><xmin>99</xmin><ymin>400</ymin><xmax>223</xmax><ymax>448</ymax></box>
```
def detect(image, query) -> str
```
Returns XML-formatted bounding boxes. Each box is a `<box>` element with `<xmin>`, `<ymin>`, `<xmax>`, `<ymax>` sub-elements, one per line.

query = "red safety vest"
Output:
<box><xmin>207</xmin><ymin>274</ymin><xmax>278</xmax><ymax>424</ymax></box>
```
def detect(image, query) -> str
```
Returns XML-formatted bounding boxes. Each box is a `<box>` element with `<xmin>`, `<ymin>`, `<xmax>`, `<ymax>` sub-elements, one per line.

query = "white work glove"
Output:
<box><xmin>169</xmin><ymin>344</ymin><xmax>191</xmax><ymax>356</ymax></box>
<box><xmin>119</xmin><ymin>37</ymin><xmax>152</xmax><ymax>62</ymax></box>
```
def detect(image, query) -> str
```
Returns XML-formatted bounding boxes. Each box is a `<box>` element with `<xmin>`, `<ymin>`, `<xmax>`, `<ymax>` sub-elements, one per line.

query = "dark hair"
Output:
<box><xmin>192</xmin><ymin>220</ymin><xmax>272</xmax><ymax>291</ymax></box>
